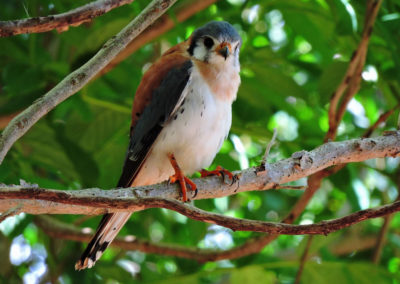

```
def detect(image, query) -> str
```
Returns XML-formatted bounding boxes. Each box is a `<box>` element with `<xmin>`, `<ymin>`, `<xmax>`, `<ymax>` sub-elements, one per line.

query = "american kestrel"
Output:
<box><xmin>75</xmin><ymin>21</ymin><xmax>242</xmax><ymax>270</ymax></box>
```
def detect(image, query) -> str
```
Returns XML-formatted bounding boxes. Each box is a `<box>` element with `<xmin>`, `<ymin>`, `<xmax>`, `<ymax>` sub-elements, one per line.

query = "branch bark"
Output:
<box><xmin>0</xmin><ymin>0</ymin><xmax>177</xmax><ymax>164</ymax></box>
<box><xmin>0</xmin><ymin>132</ymin><xmax>399</xmax><ymax>214</ymax></box>
<box><xmin>0</xmin><ymin>0</ymin><xmax>134</xmax><ymax>37</ymax></box>
<box><xmin>5</xmin><ymin>184</ymin><xmax>400</xmax><ymax>236</ymax></box>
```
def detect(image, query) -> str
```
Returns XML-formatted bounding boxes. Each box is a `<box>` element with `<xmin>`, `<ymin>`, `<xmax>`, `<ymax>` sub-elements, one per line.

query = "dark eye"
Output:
<box><xmin>203</xmin><ymin>37</ymin><xmax>214</xmax><ymax>48</ymax></box>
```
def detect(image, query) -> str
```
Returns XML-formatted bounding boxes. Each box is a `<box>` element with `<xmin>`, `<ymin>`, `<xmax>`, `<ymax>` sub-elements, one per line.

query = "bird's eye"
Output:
<box><xmin>203</xmin><ymin>37</ymin><xmax>214</xmax><ymax>48</ymax></box>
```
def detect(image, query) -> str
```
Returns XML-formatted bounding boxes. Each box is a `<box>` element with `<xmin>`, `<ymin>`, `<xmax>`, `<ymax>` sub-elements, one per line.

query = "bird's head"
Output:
<box><xmin>188</xmin><ymin>21</ymin><xmax>241</xmax><ymax>69</ymax></box>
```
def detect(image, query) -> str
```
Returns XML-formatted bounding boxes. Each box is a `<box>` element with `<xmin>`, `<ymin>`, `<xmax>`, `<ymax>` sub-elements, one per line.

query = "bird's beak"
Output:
<box><xmin>216</xmin><ymin>43</ymin><xmax>231</xmax><ymax>60</ymax></box>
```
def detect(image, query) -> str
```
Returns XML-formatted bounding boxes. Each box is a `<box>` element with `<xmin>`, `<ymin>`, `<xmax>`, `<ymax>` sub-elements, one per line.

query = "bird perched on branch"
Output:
<box><xmin>75</xmin><ymin>21</ymin><xmax>242</xmax><ymax>270</ymax></box>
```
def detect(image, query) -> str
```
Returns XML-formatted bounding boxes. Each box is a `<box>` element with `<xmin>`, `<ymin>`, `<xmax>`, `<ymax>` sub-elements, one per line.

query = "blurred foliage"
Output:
<box><xmin>1</xmin><ymin>0</ymin><xmax>400</xmax><ymax>283</ymax></box>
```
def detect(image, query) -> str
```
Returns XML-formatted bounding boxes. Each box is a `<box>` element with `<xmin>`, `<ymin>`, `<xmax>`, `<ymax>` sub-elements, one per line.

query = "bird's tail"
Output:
<box><xmin>75</xmin><ymin>212</ymin><xmax>132</xmax><ymax>270</ymax></box>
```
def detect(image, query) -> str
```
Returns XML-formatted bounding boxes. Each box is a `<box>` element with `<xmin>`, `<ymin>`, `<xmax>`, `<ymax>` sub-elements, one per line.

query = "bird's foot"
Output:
<box><xmin>200</xmin><ymin>166</ymin><xmax>237</xmax><ymax>185</ymax></box>
<box><xmin>168</xmin><ymin>153</ymin><xmax>197</xmax><ymax>202</ymax></box>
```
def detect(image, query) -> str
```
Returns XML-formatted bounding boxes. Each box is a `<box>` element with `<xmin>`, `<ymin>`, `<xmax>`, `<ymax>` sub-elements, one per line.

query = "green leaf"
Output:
<box><xmin>302</xmin><ymin>262</ymin><xmax>399</xmax><ymax>284</ymax></box>
<box><xmin>318</xmin><ymin>61</ymin><xmax>348</xmax><ymax>103</ymax></box>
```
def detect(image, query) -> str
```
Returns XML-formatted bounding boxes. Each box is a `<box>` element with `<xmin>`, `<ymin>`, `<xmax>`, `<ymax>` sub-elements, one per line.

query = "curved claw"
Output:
<box><xmin>192</xmin><ymin>188</ymin><xmax>198</xmax><ymax>199</ymax></box>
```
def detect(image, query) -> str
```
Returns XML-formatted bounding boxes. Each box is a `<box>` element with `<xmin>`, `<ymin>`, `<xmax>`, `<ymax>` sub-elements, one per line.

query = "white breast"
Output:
<box><xmin>132</xmin><ymin>65</ymin><xmax>234</xmax><ymax>186</ymax></box>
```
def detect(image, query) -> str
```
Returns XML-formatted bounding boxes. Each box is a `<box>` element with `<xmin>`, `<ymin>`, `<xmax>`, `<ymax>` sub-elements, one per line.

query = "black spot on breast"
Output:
<box><xmin>136</xmin><ymin>112</ymin><xmax>141</xmax><ymax>117</ymax></box>
<box><xmin>180</xmin><ymin>108</ymin><xmax>185</xmax><ymax>114</ymax></box>
<box><xmin>173</xmin><ymin>114</ymin><xmax>178</xmax><ymax>120</ymax></box>
<box><xmin>201</xmin><ymin>111</ymin><xmax>203</xmax><ymax>117</ymax></box>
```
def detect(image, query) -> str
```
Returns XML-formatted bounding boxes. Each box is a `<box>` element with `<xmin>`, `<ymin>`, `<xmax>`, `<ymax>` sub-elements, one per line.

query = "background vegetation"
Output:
<box><xmin>1</xmin><ymin>0</ymin><xmax>400</xmax><ymax>283</ymax></box>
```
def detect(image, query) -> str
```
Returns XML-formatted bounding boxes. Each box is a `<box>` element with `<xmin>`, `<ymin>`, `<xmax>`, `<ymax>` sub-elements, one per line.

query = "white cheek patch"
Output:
<box><xmin>193</xmin><ymin>45</ymin><xmax>208</xmax><ymax>61</ymax></box>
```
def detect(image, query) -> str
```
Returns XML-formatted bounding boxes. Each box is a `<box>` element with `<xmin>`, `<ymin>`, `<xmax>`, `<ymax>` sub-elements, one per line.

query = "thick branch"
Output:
<box><xmin>0</xmin><ymin>0</ymin><xmax>177</xmax><ymax>164</ymax></box>
<box><xmin>0</xmin><ymin>0</ymin><xmax>134</xmax><ymax>37</ymax></box>
<box><xmin>0</xmin><ymin>132</ymin><xmax>399</xmax><ymax>215</ymax></box>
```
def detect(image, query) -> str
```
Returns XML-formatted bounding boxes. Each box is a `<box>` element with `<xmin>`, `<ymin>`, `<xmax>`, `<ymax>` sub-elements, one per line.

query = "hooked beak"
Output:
<box><xmin>217</xmin><ymin>44</ymin><xmax>230</xmax><ymax>60</ymax></box>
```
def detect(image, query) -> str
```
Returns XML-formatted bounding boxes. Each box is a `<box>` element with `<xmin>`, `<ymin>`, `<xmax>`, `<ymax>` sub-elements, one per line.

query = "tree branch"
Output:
<box><xmin>0</xmin><ymin>0</ymin><xmax>134</xmax><ymax>37</ymax></box>
<box><xmin>327</xmin><ymin>0</ymin><xmax>382</xmax><ymax>141</ymax></box>
<box><xmin>0</xmin><ymin>0</ymin><xmax>177</xmax><ymax>164</ymax></box>
<box><xmin>11</xmin><ymin>187</ymin><xmax>400</xmax><ymax>235</ymax></box>
<box><xmin>294</xmin><ymin>236</ymin><xmax>313</xmax><ymax>284</ymax></box>
<box><xmin>0</xmin><ymin>132</ymin><xmax>399</xmax><ymax>215</ymax></box>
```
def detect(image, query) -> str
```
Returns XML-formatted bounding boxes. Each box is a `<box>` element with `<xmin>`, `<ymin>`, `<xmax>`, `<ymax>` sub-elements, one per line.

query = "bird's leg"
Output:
<box><xmin>200</xmin><ymin>165</ymin><xmax>236</xmax><ymax>184</ymax></box>
<box><xmin>167</xmin><ymin>153</ymin><xmax>197</xmax><ymax>202</ymax></box>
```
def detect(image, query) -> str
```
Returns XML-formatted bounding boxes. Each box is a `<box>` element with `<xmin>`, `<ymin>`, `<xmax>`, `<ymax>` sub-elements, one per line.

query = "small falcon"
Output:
<box><xmin>75</xmin><ymin>21</ymin><xmax>242</xmax><ymax>270</ymax></box>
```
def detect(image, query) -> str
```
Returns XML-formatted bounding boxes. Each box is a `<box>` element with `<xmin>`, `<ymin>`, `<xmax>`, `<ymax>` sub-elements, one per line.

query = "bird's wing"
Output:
<box><xmin>75</xmin><ymin>43</ymin><xmax>192</xmax><ymax>270</ymax></box>
<box><xmin>118</xmin><ymin>48</ymin><xmax>192</xmax><ymax>187</ymax></box>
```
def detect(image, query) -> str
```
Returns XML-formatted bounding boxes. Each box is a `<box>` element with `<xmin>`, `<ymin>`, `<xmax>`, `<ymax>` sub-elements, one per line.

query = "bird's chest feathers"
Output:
<box><xmin>154</xmin><ymin>69</ymin><xmax>233</xmax><ymax>173</ymax></box>
<box><xmin>196</xmin><ymin>61</ymin><xmax>240</xmax><ymax>102</ymax></box>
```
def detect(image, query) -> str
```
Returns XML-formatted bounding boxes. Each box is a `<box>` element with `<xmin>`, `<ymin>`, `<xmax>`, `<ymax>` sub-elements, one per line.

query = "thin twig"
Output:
<box><xmin>0</xmin><ymin>0</ymin><xmax>134</xmax><ymax>37</ymax></box>
<box><xmin>364</xmin><ymin>105</ymin><xmax>400</xmax><ymax>138</ymax></box>
<box><xmin>371</xmin><ymin>214</ymin><xmax>392</xmax><ymax>264</ymax></box>
<box><xmin>294</xmin><ymin>236</ymin><xmax>314</xmax><ymax>284</ymax></box>
<box><xmin>260</xmin><ymin>128</ymin><xmax>277</xmax><ymax>170</ymax></box>
<box><xmin>0</xmin><ymin>0</ymin><xmax>177</xmax><ymax>164</ymax></box>
<box><xmin>373</xmin><ymin>169</ymin><xmax>400</xmax><ymax>263</ymax></box>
